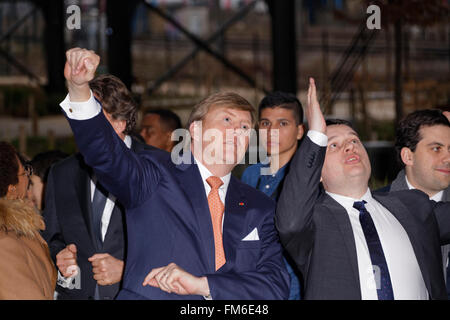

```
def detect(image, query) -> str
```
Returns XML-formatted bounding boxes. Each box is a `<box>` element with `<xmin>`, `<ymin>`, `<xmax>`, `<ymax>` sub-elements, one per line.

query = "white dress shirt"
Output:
<box><xmin>309</xmin><ymin>130</ymin><xmax>428</xmax><ymax>300</ymax></box>
<box><xmin>91</xmin><ymin>135</ymin><xmax>131</xmax><ymax>241</ymax></box>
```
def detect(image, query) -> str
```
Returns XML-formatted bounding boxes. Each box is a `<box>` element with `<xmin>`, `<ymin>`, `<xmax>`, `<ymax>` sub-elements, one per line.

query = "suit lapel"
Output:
<box><xmin>443</xmin><ymin>188</ymin><xmax>450</xmax><ymax>202</ymax></box>
<box><xmin>73</xmin><ymin>158</ymin><xmax>98</xmax><ymax>251</ymax></box>
<box><xmin>323</xmin><ymin>194</ymin><xmax>361</xmax><ymax>296</ymax></box>
<box><xmin>221</xmin><ymin>177</ymin><xmax>247</xmax><ymax>272</ymax></box>
<box><xmin>373</xmin><ymin>193</ymin><xmax>433</xmax><ymax>295</ymax></box>
<box><xmin>389</xmin><ymin>170</ymin><xmax>408</xmax><ymax>192</ymax></box>
<box><xmin>174</xmin><ymin>160</ymin><xmax>216</xmax><ymax>273</ymax></box>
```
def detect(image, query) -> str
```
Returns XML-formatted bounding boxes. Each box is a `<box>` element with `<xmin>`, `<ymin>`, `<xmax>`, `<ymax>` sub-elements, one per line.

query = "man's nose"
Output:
<box><xmin>443</xmin><ymin>150</ymin><xmax>450</xmax><ymax>164</ymax></box>
<box><xmin>344</xmin><ymin>141</ymin><xmax>355</xmax><ymax>153</ymax></box>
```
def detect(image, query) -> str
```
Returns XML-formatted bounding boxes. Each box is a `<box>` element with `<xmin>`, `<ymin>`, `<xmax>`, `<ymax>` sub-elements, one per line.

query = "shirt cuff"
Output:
<box><xmin>56</xmin><ymin>270</ymin><xmax>74</xmax><ymax>288</ymax></box>
<box><xmin>203</xmin><ymin>293</ymin><xmax>213</xmax><ymax>300</ymax></box>
<box><xmin>60</xmin><ymin>90</ymin><xmax>101</xmax><ymax>120</ymax></box>
<box><xmin>307</xmin><ymin>130</ymin><xmax>328</xmax><ymax>147</ymax></box>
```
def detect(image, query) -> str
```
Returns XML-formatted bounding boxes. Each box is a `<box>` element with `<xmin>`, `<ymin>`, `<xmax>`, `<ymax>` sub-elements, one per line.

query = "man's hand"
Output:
<box><xmin>56</xmin><ymin>244</ymin><xmax>78</xmax><ymax>278</ymax></box>
<box><xmin>88</xmin><ymin>253</ymin><xmax>124</xmax><ymax>286</ymax></box>
<box><xmin>64</xmin><ymin>47</ymin><xmax>100</xmax><ymax>102</ymax></box>
<box><xmin>306</xmin><ymin>77</ymin><xmax>326</xmax><ymax>134</ymax></box>
<box><xmin>142</xmin><ymin>263</ymin><xmax>210</xmax><ymax>297</ymax></box>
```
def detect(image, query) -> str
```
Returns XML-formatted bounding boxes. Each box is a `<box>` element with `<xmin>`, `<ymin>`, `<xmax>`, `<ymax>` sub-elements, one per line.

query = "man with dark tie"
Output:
<box><xmin>43</xmin><ymin>74</ymin><xmax>146</xmax><ymax>300</ymax></box>
<box><xmin>276</xmin><ymin>78</ymin><xmax>450</xmax><ymax>299</ymax></box>
<box><xmin>58</xmin><ymin>47</ymin><xmax>289</xmax><ymax>300</ymax></box>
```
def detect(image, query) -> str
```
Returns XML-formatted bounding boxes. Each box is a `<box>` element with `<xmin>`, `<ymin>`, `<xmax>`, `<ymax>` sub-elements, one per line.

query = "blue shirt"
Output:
<box><xmin>241</xmin><ymin>163</ymin><xmax>288</xmax><ymax>200</ymax></box>
<box><xmin>241</xmin><ymin>162</ymin><xmax>301</xmax><ymax>300</ymax></box>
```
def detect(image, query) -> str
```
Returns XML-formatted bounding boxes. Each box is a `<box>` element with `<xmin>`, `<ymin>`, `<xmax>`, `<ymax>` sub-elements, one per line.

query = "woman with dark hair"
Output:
<box><xmin>0</xmin><ymin>141</ymin><xmax>56</xmax><ymax>299</ymax></box>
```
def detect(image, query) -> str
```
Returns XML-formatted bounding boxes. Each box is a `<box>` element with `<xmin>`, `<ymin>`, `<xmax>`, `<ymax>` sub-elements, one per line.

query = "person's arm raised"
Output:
<box><xmin>60</xmin><ymin>48</ymin><xmax>161</xmax><ymax>209</ymax></box>
<box><xmin>64</xmin><ymin>48</ymin><xmax>99</xmax><ymax>102</ymax></box>
<box><xmin>276</xmin><ymin>77</ymin><xmax>327</xmax><ymax>272</ymax></box>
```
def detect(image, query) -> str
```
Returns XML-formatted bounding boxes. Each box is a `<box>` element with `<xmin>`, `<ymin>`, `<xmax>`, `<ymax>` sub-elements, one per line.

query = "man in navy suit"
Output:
<box><xmin>58</xmin><ymin>48</ymin><xmax>289</xmax><ymax>300</ymax></box>
<box><xmin>43</xmin><ymin>74</ymin><xmax>146</xmax><ymax>299</ymax></box>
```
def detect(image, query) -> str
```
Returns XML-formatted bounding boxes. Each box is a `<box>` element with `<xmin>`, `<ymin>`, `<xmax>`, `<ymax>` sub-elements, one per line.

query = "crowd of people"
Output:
<box><xmin>0</xmin><ymin>47</ymin><xmax>449</xmax><ymax>300</ymax></box>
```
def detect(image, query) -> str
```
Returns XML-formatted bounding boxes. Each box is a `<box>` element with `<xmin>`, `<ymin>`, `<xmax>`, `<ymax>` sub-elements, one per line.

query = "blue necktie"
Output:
<box><xmin>353</xmin><ymin>200</ymin><xmax>394</xmax><ymax>300</ymax></box>
<box><xmin>92</xmin><ymin>182</ymin><xmax>108</xmax><ymax>250</ymax></box>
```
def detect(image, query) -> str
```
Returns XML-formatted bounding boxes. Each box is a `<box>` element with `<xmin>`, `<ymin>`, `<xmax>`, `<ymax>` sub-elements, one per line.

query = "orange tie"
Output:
<box><xmin>206</xmin><ymin>176</ymin><xmax>226</xmax><ymax>270</ymax></box>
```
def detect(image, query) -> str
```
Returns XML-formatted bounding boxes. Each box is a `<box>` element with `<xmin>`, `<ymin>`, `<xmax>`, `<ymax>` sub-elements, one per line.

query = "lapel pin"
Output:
<box><xmin>239</xmin><ymin>202</ymin><xmax>245</xmax><ymax>206</ymax></box>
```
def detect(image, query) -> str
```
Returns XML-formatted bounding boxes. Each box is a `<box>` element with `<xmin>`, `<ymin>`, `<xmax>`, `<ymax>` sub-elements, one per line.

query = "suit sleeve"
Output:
<box><xmin>275</xmin><ymin>136</ymin><xmax>326</xmax><ymax>272</ymax></box>
<box><xmin>41</xmin><ymin>167</ymin><xmax>66</xmax><ymax>262</ymax></box>
<box><xmin>64</xmin><ymin>110</ymin><xmax>161</xmax><ymax>209</ymax></box>
<box><xmin>206</xmin><ymin>206</ymin><xmax>290</xmax><ymax>300</ymax></box>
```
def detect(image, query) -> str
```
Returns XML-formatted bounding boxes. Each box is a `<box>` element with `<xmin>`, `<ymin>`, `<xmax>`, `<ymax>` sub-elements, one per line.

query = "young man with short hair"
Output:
<box><xmin>381</xmin><ymin>109</ymin><xmax>450</xmax><ymax>295</ymax></box>
<box><xmin>241</xmin><ymin>91</ymin><xmax>304</xmax><ymax>299</ymax></box>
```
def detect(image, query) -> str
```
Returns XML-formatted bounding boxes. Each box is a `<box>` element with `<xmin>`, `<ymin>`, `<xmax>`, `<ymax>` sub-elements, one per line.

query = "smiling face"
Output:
<box><xmin>321</xmin><ymin>125</ymin><xmax>371</xmax><ymax>197</ymax></box>
<box><xmin>190</xmin><ymin>105</ymin><xmax>252</xmax><ymax>174</ymax></box>
<box><xmin>403</xmin><ymin>125</ymin><xmax>450</xmax><ymax>196</ymax></box>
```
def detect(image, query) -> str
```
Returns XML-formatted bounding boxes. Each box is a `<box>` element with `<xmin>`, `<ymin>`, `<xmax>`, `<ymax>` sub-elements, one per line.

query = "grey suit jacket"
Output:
<box><xmin>387</xmin><ymin>169</ymin><xmax>450</xmax><ymax>282</ymax></box>
<box><xmin>276</xmin><ymin>137</ymin><xmax>450</xmax><ymax>299</ymax></box>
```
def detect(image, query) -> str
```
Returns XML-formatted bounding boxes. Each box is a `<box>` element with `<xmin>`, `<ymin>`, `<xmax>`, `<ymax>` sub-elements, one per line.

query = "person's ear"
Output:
<box><xmin>6</xmin><ymin>184</ymin><xmax>17</xmax><ymax>199</ymax></box>
<box><xmin>113</xmin><ymin>120</ymin><xmax>126</xmax><ymax>136</ymax></box>
<box><xmin>297</xmin><ymin>124</ymin><xmax>305</xmax><ymax>140</ymax></box>
<box><xmin>400</xmin><ymin>147</ymin><xmax>414</xmax><ymax>166</ymax></box>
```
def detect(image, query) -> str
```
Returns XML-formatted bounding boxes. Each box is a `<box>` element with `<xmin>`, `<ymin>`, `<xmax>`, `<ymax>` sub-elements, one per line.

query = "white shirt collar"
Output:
<box><xmin>194</xmin><ymin>156</ymin><xmax>231</xmax><ymax>192</ymax></box>
<box><xmin>405</xmin><ymin>175</ymin><xmax>443</xmax><ymax>202</ymax></box>
<box><xmin>326</xmin><ymin>188</ymin><xmax>373</xmax><ymax>210</ymax></box>
<box><xmin>124</xmin><ymin>135</ymin><xmax>132</xmax><ymax>149</ymax></box>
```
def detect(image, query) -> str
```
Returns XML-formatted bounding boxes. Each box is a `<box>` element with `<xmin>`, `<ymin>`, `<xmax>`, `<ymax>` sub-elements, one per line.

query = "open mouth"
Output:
<box><xmin>345</xmin><ymin>154</ymin><xmax>360</xmax><ymax>164</ymax></box>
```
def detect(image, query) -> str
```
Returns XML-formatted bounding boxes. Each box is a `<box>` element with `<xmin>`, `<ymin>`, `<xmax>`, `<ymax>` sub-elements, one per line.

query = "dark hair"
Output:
<box><xmin>0</xmin><ymin>141</ymin><xmax>19</xmax><ymax>197</ymax></box>
<box><xmin>258</xmin><ymin>91</ymin><xmax>304</xmax><ymax>125</ymax></box>
<box><xmin>143</xmin><ymin>109</ymin><xmax>182</xmax><ymax>132</ymax></box>
<box><xmin>30</xmin><ymin>150</ymin><xmax>68</xmax><ymax>183</ymax></box>
<box><xmin>395</xmin><ymin>109</ymin><xmax>450</xmax><ymax>166</ymax></box>
<box><xmin>325</xmin><ymin>118</ymin><xmax>354</xmax><ymax>129</ymax></box>
<box><xmin>89</xmin><ymin>74</ymin><xmax>138</xmax><ymax>135</ymax></box>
